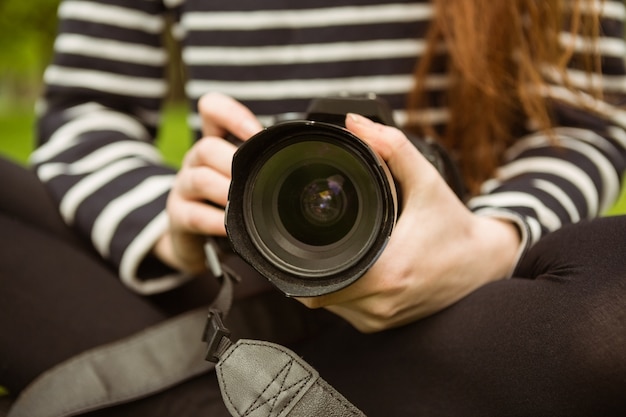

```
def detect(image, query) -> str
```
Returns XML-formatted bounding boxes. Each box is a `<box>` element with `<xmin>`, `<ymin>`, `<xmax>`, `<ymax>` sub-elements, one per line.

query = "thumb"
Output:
<box><xmin>345</xmin><ymin>113</ymin><xmax>435</xmax><ymax>200</ymax></box>
<box><xmin>198</xmin><ymin>92</ymin><xmax>263</xmax><ymax>140</ymax></box>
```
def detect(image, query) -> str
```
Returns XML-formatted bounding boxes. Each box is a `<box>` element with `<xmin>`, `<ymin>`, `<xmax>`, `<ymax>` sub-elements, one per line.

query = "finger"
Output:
<box><xmin>324</xmin><ymin>304</ymin><xmax>377</xmax><ymax>333</ymax></box>
<box><xmin>296</xmin><ymin>266</ymin><xmax>391</xmax><ymax>309</ymax></box>
<box><xmin>175</xmin><ymin>165</ymin><xmax>231</xmax><ymax>207</ymax></box>
<box><xmin>324</xmin><ymin>303</ymin><xmax>391</xmax><ymax>333</ymax></box>
<box><xmin>198</xmin><ymin>92</ymin><xmax>263</xmax><ymax>140</ymax></box>
<box><xmin>183</xmin><ymin>136</ymin><xmax>236</xmax><ymax>178</ymax></box>
<box><xmin>168</xmin><ymin>197</ymin><xmax>227</xmax><ymax>236</ymax></box>
<box><xmin>325</xmin><ymin>301</ymin><xmax>429</xmax><ymax>333</ymax></box>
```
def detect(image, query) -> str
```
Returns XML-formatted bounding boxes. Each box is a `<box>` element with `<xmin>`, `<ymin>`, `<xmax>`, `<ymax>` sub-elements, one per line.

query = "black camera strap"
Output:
<box><xmin>201</xmin><ymin>239</ymin><xmax>238</xmax><ymax>363</ymax></box>
<box><xmin>202</xmin><ymin>240</ymin><xmax>367</xmax><ymax>417</ymax></box>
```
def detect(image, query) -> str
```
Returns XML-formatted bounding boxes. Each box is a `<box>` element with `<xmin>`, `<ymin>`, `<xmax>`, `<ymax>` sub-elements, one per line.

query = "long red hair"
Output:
<box><xmin>408</xmin><ymin>0</ymin><xmax>603</xmax><ymax>194</ymax></box>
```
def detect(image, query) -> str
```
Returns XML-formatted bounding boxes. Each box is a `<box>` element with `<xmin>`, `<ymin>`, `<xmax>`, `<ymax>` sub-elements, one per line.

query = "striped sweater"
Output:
<box><xmin>31</xmin><ymin>0</ymin><xmax>626</xmax><ymax>294</ymax></box>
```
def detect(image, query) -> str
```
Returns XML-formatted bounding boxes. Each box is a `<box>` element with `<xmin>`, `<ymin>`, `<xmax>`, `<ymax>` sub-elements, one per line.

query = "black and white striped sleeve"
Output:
<box><xmin>30</xmin><ymin>0</ymin><xmax>187</xmax><ymax>294</ymax></box>
<box><xmin>468</xmin><ymin>0</ymin><xmax>626</xmax><ymax>253</ymax></box>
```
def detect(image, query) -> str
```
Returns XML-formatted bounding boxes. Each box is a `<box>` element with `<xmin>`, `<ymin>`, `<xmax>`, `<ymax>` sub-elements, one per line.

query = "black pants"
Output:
<box><xmin>1</xmin><ymin>156</ymin><xmax>625</xmax><ymax>417</ymax></box>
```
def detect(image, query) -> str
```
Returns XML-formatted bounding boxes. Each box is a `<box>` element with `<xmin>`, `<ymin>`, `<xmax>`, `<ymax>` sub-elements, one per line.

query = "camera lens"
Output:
<box><xmin>244</xmin><ymin>138</ymin><xmax>384</xmax><ymax>279</ymax></box>
<box><xmin>226</xmin><ymin>121</ymin><xmax>397</xmax><ymax>296</ymax></box>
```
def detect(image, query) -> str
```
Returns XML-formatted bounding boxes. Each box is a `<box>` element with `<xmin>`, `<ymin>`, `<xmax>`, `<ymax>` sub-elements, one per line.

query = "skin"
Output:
<box><xmin>154</xmin><ymin>92</ymin><xmax>521</xmax><ymax>333</ymax></box>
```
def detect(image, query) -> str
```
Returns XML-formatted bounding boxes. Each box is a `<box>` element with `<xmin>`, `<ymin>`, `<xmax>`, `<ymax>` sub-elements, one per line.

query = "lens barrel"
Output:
<box><xmin>226</xmin><ymin>121</ymin><xmax>397</xmax><ymax>297</ymax></box>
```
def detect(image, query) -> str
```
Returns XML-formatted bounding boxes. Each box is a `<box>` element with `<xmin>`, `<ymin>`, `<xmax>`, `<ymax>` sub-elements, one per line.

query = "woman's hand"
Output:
<box><xmin>298</xmin><ymin>113</ymin><xmax>522</xmax><ymax>332</ymax></box>
<box><xmin>154</xmin><ymin>93</ymin><xmax>263</xmax><ymax>274</ymax></box>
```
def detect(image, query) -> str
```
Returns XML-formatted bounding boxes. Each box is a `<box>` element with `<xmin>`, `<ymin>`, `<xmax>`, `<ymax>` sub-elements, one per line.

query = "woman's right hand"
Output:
<box><xmin>154</xmin><ymin>93</ymin><xmax>263</xmax><ymax>274</ymax></box>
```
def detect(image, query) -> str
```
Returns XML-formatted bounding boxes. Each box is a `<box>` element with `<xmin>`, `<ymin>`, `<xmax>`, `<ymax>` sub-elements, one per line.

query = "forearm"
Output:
<box><xmin>31</xmin><ymin>0</ymin><xmax>189</xmax><ymax>294</ymax></box>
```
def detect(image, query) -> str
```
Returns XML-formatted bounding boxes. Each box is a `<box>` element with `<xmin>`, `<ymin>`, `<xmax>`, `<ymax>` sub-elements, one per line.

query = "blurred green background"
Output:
<box><xmin>0</xmin><ymin>0</ymin><xmax>59</xmax><ymax>164</ymax></box>
<box><xmin>0</xmin><ymin>0</ymin><xmax>191</xmax><ymax>169</ymax></box>
<box><xmin>0</xmin><ymin>0</ymin><xmax>625</xmax><ymax>214</ymax></box>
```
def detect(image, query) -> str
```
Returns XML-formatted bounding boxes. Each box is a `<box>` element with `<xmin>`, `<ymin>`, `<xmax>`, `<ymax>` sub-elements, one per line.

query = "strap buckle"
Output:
<box><xmin>203</xmin><ymin>308</ymin><xmax>232</xmax><ymax>363</ymax></box>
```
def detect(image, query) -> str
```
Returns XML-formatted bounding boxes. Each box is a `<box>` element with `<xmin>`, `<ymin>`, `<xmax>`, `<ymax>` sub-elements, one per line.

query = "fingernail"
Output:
<box><xmin>240</xmin><ymin>119</ymin><xmax>262</xmax><ymax>138</ymax></box>
<box><xmin>347</xmin><ymin>113</ymin><xmax>372</xmax><ymax>125</ymax></box>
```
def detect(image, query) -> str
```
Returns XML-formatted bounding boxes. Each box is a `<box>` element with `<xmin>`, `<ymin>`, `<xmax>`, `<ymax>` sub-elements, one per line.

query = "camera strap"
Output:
<box><xmin>202</xmin><ymin>240</ymin><xmax>367</xmax><ymax>417</ymax></box>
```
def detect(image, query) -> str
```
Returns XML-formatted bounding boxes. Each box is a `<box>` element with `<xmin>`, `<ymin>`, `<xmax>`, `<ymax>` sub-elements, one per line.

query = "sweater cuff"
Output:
<box><xmin>471</xmin><ymin>207</ymin><xmax>531</xmax><ymax>278</ymax></box>
<box><xmin>119</xmin><ymin>210</ymin><xmax>194</xmax><ymax>294</ymax></box>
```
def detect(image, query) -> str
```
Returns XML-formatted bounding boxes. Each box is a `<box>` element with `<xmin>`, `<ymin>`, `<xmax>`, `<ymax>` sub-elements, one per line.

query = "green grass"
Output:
<box><xmin>154</xmin><ymin>102</ymin><xmax>192</xmax><ymax>168</ymax></box>
<box><xmin>1</xmin><ymin>104</ymin><xmax>625</xmax><ymax>214</ymax></box>
<box><xmin>606</xmin><ymin>186</ymin><xmax>626</xmax><ymax>216</ymax></box>
<box><xmin>0</xmin><ymin>106</ymin><xmax>36</xmax><ymax>164</ymax></box>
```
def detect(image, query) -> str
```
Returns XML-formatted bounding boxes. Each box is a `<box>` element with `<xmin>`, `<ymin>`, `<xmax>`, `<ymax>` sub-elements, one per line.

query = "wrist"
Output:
<box><xmin>153</xmin><ymin>232</ymin><xmax>182</xmax><ymax>271</ymax></box>
<box><xmin>470</xmin><ymin>215</ymin><xmax>523</xmax><ymax>282</ymax></box>
<box><xmin>157</xmin><ymin>230</ymin><xmax>211</xmax><ymax>275</ymax></box>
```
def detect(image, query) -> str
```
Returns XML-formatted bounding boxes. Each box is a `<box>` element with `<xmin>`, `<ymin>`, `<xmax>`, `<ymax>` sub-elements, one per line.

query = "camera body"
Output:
<box><xmin>225</xmin><ymin>96</ymin><xmax>462</xmax><ymax>297</ymax></box>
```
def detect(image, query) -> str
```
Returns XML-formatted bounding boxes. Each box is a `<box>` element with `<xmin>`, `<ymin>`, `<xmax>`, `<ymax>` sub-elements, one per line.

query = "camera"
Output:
<box><xmin>225</xmin><ymin>96</ymin><xmax>463</xmax><ymax>297</ymax></box>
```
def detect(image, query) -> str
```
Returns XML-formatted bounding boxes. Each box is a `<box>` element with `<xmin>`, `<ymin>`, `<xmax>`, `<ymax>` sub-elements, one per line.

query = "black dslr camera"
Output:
<box><xmin>225</xmin><ymin>96</ymin><xmax>463</xmax><ymax>297</ymax></box>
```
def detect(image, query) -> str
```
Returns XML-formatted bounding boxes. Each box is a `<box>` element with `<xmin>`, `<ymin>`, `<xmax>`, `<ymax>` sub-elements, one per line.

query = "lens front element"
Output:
<box><xmin>280</xmin><ymin>166</ymin><xmax>357</xmax><ymax>247</ymax></box>
<box><xmin>300</xmin><ymin>174</ymin><xmax>348</xmax><ymax>228</ymax></box>
<box><xmin>246</xmin><ymin>139</ymin><xmax>382</xmax><ymax>278</ymax></box>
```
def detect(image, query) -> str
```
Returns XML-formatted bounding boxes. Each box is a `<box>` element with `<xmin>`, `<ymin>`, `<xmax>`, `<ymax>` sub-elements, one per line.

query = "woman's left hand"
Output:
<box><xmin>298</xmin><ymin>113</ymin><xmax>522</xmax><ymax>333</ymax></box>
